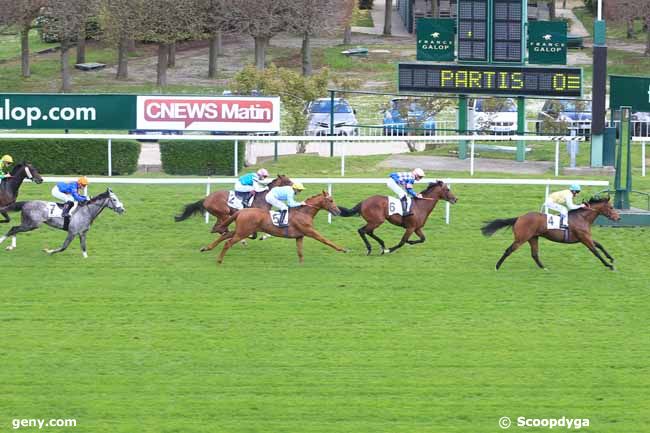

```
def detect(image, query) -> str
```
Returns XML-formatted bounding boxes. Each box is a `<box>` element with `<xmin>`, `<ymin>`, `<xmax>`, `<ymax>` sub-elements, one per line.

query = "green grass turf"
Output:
<box><xmin>2</xmin><ymin>163</ymin><xmax>650</xmax><ymax>433</ymax></box>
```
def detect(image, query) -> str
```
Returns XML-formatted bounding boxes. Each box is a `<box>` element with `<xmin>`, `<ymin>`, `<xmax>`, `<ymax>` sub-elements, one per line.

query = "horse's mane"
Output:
<box><xmin>421</xmin><ymin>180</ymin><xmax>444</xmax><ymax>194</ymax></box>
<box><xmin>9</xmin><ymin>162</ymin><xmax>26</xmax><ymax>174</ymax></box>
<box><xmin>569</xmin><ymin>195</ymin><xmax>610</xmax><ymax>213</ymax></box>
<box><xmin>86</xmin><ymin>191</ymin><xmax>110</xmax><ymax>204</ymax></box>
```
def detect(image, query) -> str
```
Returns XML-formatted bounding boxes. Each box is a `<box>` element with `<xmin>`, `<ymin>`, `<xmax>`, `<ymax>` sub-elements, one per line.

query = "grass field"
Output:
<box><xmin>3</xmin><ymin>159</ymin><xmax>650</xmax><ymax>433</ymax></box>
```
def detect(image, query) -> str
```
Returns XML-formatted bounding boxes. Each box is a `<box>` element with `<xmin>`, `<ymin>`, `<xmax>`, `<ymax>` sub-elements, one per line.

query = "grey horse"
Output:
<box><xmin>0</xmin><ymin>188</ymin><xmax>125</xmax><ymax>257</ymax></box>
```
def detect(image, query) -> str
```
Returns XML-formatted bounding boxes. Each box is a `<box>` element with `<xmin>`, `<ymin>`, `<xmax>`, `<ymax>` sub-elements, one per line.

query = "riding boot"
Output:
<box><xmin>560</xmin><ymin>215</ymin><xmax>568</xmax><ymax>229</ymax></box>
<box><xmin>278</xmin><ymin>209</ymin><xmax>288</xmax><ymax>227</ymax></box>
<box><xmin>401</xmin><ymin>196</ymin><xmax>413</xmax><ymax>216</ymax></box>
<box><xmin>62</xmin><ymin>201</ymin><xmax>73</xmax><ymax>230</ymax></box>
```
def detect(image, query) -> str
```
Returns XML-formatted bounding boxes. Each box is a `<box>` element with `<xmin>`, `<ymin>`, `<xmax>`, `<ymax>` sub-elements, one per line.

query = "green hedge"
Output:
<box><xmin>0</xmin><ymin>139</ymin><xmax>140</xmax><ymax>175</ymax></box>
<box><xmin>160</xmin><ymin>140</ymin><xmax>244</xmax><ymax>176</ymax></box>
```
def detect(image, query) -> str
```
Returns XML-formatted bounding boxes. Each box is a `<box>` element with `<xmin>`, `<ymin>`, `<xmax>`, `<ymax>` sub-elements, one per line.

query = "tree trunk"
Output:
<box><xmin>117</xmin><ymin>37</ymin><xmax>129</xmax><ymax>80</ymax></box>
<box><xmin>208</xmin><ymin>34</ymin><xmax>218</xmax><ymax>78</ymax></box>
<box><xmin>128</xmin><ymin>39</ymin><xmax>136</xmax><ymax>52</ymax></box>
<box><xmin>562</xmin><ymin>0</ymin><xmax>567</xmax><ymax>8</ymax></box>
<box><xmin>431</xmin><ymin>0</ymin><xmax>439</xmax><ymax>18</ymax></box>
<box><xmin>301</xmin><ymin>32</ymin><xmax>312</xmax><ymax>76</ymax></box>
<box><xmin>168</xmin><ymin>42</ymin><xmax>176</xmax><ymax>67</ymax></box>
<box><xmin>626</xmin><ymin>18</ymin><xmax>634</xmax><ymax>39</ymax></box>
<box><xmin>343</xmin><ymin>24</ymin><xmax>352</xmax><ymax>44</ymax></box>
<box><xmin>157</xmin><ymin>43</ymin><xmax>169</xmax><ymax>87</ymax></box>
<box><xmin>646</xmin><ymin>18</ymin><xmax>650</xmax><ymax>56</ymax></box>
<box><xmin>60</xmin><ymin>41</ymin><xmax>71</xmax><ymax>92</ymax></box>
<box><xmin>76</xmin><ymin>27</ymin><xmax>86</xmax><ymax>64</ymax></box>
<box><xmin>216</xmin><ymin>30</ymin><xmax>224</xmax><ymax>56</ymax></box>
<box><xmin>383</xmin><ymin>0</ymin><xmax>393</xmax><ymax>36</ymax></box>
<box><xmin>548</xmin><ymin>0</ymin><xmax>556</xmax><ymax>20</ymax></box>
<box><xmin>20</xmin><ymin>25</ymin><xmax>30</xmax><ymax>78</ymax></box>
<box><xmin>254</xmin><ymin>36</ymin><xmax>268</xmax><ymax>70</ymax></box>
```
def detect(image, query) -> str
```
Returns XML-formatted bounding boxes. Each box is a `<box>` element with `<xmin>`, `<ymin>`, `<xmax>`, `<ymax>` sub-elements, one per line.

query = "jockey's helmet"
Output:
<box><xmin>292</xmin><ymin>182</ymin><xmax>305</xmax><ymax>191</ymax></box>
<box><xmin>1</xmin><ymin>155</ymin><xmax>14</xmax><ymax>164</ymax></box>
<box><xmin>569</xmin><ymin>184</ymin><xmax>581</xmax><ymax>192</ymax></box>
<box><xmin>78</xmin><ymin>176</ymin><xmax>89</xmax><ymax>186</ymax></box>
<box><xmin>257</xmin><ymin>168</ymin><xmax>269</xmax><ymax>178</ymax></box>
<box><xmin>412</xmin><ymin>168</ymin><xmax>425</xmax><ymax>178</ymax></box>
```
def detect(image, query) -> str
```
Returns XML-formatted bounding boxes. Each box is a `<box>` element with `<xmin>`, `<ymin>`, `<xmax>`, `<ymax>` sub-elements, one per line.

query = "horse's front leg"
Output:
<box><xmin>386</xmin><ymin>227</ymin><xmax>416</xmax><ymax>254</ymax></box>
<box><xmin>594</xmin><ymin>240</ymin><xmax>614</xmax><ymax>263</ymax></box>
<box><xmin>579</xmin><ymin>236</ymin><xmax>614</xmax><ymax>270</ymax></box>
<box><xmin>0</xmin><ymin>211</ymin><xmax>10</xmax><ymax>223</ymax></box>
<box><xmin>201</xmin><ymin>231</ymin><xmax>234</xmax><ymax>252</ymax></box>
<box><xmin>44</xmin><ymin>232</ymin><xmax>76</xmax><ymax>255</ymax></box>
<box><xmin>406</xmin><ymin>227</ymin><xmax>426</xmax><ymax>245</ymax></box>
<box><xmin>79</xmin><ymin>231</ymin><xmax>89</xmax><ymax>258</ymax></box>
<box><xmin>302</xmin><ymin>227</ymin><xmax>347</xmax><ymax>253</ymax></box>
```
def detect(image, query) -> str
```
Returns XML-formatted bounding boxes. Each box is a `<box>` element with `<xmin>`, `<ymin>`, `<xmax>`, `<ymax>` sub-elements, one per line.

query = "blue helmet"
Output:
<box><xmin>569</xmin><ymin>184</ymin><xmax>581</xmax><ymax>192</ymax></box>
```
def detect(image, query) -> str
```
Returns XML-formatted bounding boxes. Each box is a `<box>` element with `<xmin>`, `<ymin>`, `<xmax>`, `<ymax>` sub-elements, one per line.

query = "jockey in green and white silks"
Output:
<box><xmin>544</xmin><ymin>184</ymin><xmax>585</xmax><ymax>228</ymax></box>
<box><xmin>0</xmin><ymin>155</ymin><xmax>14</xmax><ymax>180</ymax></box>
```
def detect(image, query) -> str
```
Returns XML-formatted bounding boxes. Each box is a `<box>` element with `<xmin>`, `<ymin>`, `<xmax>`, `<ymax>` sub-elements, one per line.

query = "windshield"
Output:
<box><xmin>309</xmin><ymin>100</ymin><xmax>352</xmax><ymax>114</ymax></box>
<box><xmin>559</xmin><ymin>101</ymin><xmax>591</xmax><ymax>112</ymax></box>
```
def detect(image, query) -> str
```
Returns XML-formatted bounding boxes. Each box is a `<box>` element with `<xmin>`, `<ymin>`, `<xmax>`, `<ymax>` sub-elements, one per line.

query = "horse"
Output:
<box><xmin>174</xmin><ymin>174</ymin><xmax>293</xmax><ymax>233</ymax></box>
<box><xmin>338</xmin><ymin>181</ymin><xmax>458</xmax><ymax>255</ymax></box>
<box><xmin>0</xmin><ymin>162</ymin><xmax>44</xmax><ymax>223</ymax></box>
<box><xmin>199</xmin><ymin>191</ymin><xmax>347</xmax><ymax>264</ymax></box>
<box><xmin>481</xmin><ymin>196</ymin><xmax>621</xmax><ymax>271</ymax></box>
<box><xmin>0</xmin><ymin>188</ymin><xmax>125</xmax><ymax>257</ymax></box>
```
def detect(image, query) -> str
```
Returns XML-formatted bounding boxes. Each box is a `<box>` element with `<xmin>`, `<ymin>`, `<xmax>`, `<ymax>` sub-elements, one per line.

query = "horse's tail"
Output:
<box><xmin>214</xmin><ymin>212</ymin><xmax>239</xmax><ymax>232</ymax></box>
<box><xmin>481</xmin><ymin>217</ymin><xmax>518</xmax><ymax>237</ymax></box>
<box><xmin>174</xmin><ymin>200</ymin><xmax>205</xmax><ymax>222</ymax></box>
<box><xmin>338</xmin><ymin>202</ymin><xmax>362</xmax><ymax>217</ymax></box>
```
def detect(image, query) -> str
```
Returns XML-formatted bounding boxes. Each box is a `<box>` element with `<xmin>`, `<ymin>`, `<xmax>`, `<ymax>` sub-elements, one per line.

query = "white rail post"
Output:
<box><xmin>205</xmin><ymin>180</ymin><xmax>211</xmax><ymax>224</ymax></box>
<box><xmin>107</xmin><ymin>138</ymin><xmax>112</xmax><ymax>177</ymax></box>
<box><xmin>234</xmin><ymin>140</ymin><xmax>239</xmax><ymax>176</ymax></box>
<box><xmin>340</xmin><ymin>141</ymin><xmax>346</xmax><ymax>177</ymax></box>
<box><xmin>643</xmin><ymin>141</ymin><xmax>646</xmax><ymax>177</ymax></box>
<box><xmin>555</xmin><ymin>140</ymin><xmax>560</xmax><ymax>177</ymax></box>
<box><xmin>445</xmin><ymin>184</ymin><xmax>451</xmax><ymax>224</ymax></box>
<box><xmin>470</xmin><ymin>139</ymin><xmax>475</xmax><ymax>176</ymax></box>
<box><xmin>544</xmin><ymin>183</ymin><xmax>550</xmax><ymax>213</ymax></box>
<box><xmin>328</xmin><ymin>183</ymin><xmax>332</xmax><ymax>224</ymax></box>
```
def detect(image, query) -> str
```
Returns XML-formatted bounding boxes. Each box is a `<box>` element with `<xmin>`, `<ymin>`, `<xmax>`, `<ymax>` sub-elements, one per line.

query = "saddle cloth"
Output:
<box><xmin>387</xmin><ymin>196</ymin><xmax>412</xmax><ymax>216</ymax></box>
<box><xmin>227</xmin><ymin>191</ymin><xmax>253</xmax><ymax>210</ymax></box>
<box><xmin>269</xmin><ymin>210</ymin><xmax>289</xmax><ymax>227</ymax></box>
<box><xmin>47</xmin><ymin>202</ymin><xmax>65</xmax><ymax>218</ymax></box>
<box><xmin>546</xmin><ymin>213</ymin><xmax>564</xmax><ymax>230</ymax></box>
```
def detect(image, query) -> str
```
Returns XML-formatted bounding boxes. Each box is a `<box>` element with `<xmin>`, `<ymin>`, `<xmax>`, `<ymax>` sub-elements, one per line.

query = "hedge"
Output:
<box><xmin>159</xmin><ymin>140</ymin><xmax>245</xmax><ymax>176</ymax></box>
<box><xmin>0</xmin><ymin>139</ymin><xmax>140</xmax><ymax>175</ymax></box>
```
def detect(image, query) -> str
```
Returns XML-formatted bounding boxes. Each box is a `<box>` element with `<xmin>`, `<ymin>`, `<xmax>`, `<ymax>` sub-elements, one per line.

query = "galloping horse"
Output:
<box><xmin>175</xmin><ymin>174</ymin><xmax>293</xmax><ymax>233</ymax></box>
<box><xmin>200</xmin><ymin>191</ymin><xmax>347</xmax><ymax>264</ymax></box>
<box><xmin>338</xmin><ymin>181</ymin><xmax>457</xmax><ymax>255</ymax></box>
<box><xmin>0</xmin><ymin>188</ymin><xmax>125</xmax><ymax>257</ymax></box>
<box><xmin>481</xmin><ymin>196</ymin><xmax>620</xmax><ymax>270</ymax></box>
<box><xmin>0</xmin><ymin>162</ymin><xmax>44</xmax><ymax>222</ymax></box>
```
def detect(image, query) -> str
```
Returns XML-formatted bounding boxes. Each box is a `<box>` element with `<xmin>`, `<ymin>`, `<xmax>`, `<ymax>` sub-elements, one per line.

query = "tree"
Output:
<box><xmin>609</xmin><ymin>0</ymin><xmax>650</xmax><ymax>55</ymax></box>
<box><xmin>228</xmin><ymin>0</ymin><xmax>291</xmax><ymax>70</ymax></box>
<box><xmin>383</xmin><ymin>0</ymin><xmax>392</xmax><ymax>36</ymax></box>
<box><xmin>287</xmin><ymin>0</ymin><xmax>340</xmax><ymax>76</ymax></box>
<box><xmin>200</xmin><ymin>0</ymin><xmax>230</xmax><ymax>79</ymax></box>
<box><xmin>341</xmin><ymin>0</ymin><xmax>355</xmax><ymax>44</ymax></box>
<box><xmin>140</xmin><ymin>0</ymin><xmax>202</xmax><ymax>86</ymax></box>
<box><xmin>100</xmin><ymin>0</ymin><xmax>145</xmax><ymax>80</ymax></box>
<box><xmin>0</xmin><ymin>0</ymin><xmax>47</xmax><ymax>78</ymax></box>
<box><xmin>41</xmin><ymin>0</ymin><xmax>99</xmax><ymax>92</ymax></box>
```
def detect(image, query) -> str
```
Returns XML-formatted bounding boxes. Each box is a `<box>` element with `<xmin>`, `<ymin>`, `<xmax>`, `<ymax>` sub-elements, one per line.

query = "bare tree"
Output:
<box><xmin>100</xmin><ymin>0</ymin><xmax>144</xmax><ymax>80</ymax></box>
<box><xmin>42</xmin><ymin>0</ymin><xmax>99</xmax><ymax>92</ymax></box>
<box><xmin>288</xmin><ymin>0</ymin><xmax>340</xmax><ymax>76</ymax></box>
<box><xmin>340</xmin><ymin>0</ymin><xmax>355</xmax><ymax>44</ymax></box>
<box><xmin>384</xmin><ymin>0</ymin><xmax>392</xmax><ymax>36</ymax></box>
<box><xmin>200</xmin><ymin>0</ymin><xmax>230</xmax><ymax>79</ymax></box>
<box><xmin>610</xmin><ymin>0</ymin><xmax>650</xmax><ymax>55</ymax></box>
<box><xmin>0</xmin><ymin>0</ymin><xmax>47</xmax><ymax>78</ymax></box>
<box><xmin>228</xmin><ymin>0</ymin><xmax>291</xmax><ymax>70</ymax></box>
<box><xmin>140</xmin><ymin>0</ymin><xmax>202</xmax><ymax>86</ymax></box>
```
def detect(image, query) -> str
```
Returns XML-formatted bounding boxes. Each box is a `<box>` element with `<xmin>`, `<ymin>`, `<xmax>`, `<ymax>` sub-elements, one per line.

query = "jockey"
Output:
<box><xmin>0</xmin><ymin>155</ymin><xmax>14</xmax><ymax>180</ymax></box>
<box><xmin>52</xmin><ymin>176</ymin><xmax>90</xmax><ymax>220</ymax></box>
<box><xmin>234</xmin><ymin>168</ymin><xmax>272</xmax><ymax>206</ymax></box>
<box><xmin>387</xmin><ymin>168</ymin><xmax>425</xmax><ymax>216</ymax></box>
<box><xmin>264</xmin><ymin>182</ymin><xmax>306</xmax><ymax>227</ymax></box>
<box><xmin>545</xmin><ymin>184</ymin><xmax>585</xmax><ymax>228</ymax></box>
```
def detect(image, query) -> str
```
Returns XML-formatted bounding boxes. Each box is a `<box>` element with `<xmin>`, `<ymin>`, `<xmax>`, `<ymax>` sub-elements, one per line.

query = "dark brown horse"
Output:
<box><xmin>200</xmin><ymin>191</ymin><xmax>347</xmax><ymax>264</ymax></box>
<box><xmin>174</xmin><ymin>174</ymin><xmax>292</xmax><ymax>233</ymax></box>
<box><xmin>481</xmin><ymin>196</ymin><xmax>621</xmax><ymax>271</ymax></box>
<box><xmin>338</xmin><ymin>181</ymin><xmax>457</xmax><ymax>255</ymax></box>
<box><xmin>0</xmin><ymin>162</ymin><xmax>44</xmax><ymax>223</ymax></box>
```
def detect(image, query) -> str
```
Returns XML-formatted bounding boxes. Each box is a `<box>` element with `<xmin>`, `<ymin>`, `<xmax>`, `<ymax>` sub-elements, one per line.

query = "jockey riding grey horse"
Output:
<box><xmin>0</xmin><ymin>188</ymin><xmax>125</xmax><ymax>257</ymax></box>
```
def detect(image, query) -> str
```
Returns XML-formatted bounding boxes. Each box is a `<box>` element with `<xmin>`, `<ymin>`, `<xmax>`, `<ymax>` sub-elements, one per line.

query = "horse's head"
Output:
<box><xmin>105</xmin><ymin>188</ymin><xmax>125</xmax><ymax>214</ymax></box>
<box><xmin>422</xmin><ymin>181</ymin><xmax>457</xmax><ymax>204</ymax></box>
<box><xmin>306</xmin><ymin>190</ymin><xmax>341</xmax><ymax>216</ymax></box>
<box><xmin>11</xmin><ymin>162</ymin><xmax>43</xmax><ymax>184</ymax></box>
<box><xmin>268</xmin><ymin>174</ymin><xmax>293</xmax><ymax>188</ymax></box>
<box><xmin>586</xmin><ymin>196</ymin><xmax>619</xmax><ymax>221</ymax></box>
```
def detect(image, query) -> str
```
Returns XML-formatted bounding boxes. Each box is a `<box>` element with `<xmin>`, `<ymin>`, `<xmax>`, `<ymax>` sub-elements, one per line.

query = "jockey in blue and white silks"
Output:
<box><xmin>387</xmin><ymin>168</ymin><xmax>425</xmax><ymax>216</ymax></box>
<box><xmin>234</xmin><ymin>168</ymin><xmax>272</xmax><ymax>206</ymax></box>
<box><xmin>265</xmin><ymin>183</ymin><xmax>306</xmax><ymax>227</ymax></box>
<box><xmin>51</xmin><ymin>176</ymin><xmax>90</xmax><ymax>225</ymax></box>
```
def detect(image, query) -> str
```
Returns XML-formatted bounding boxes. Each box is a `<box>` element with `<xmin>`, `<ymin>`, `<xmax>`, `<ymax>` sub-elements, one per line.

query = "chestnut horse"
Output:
<box><xmin>338</xmin><ymin>181</ymin><xmax>457</xmax><ymax>255</ymax></box>
<box><xmin>481</xmin><ymin>196</ymin><xmax>620</xmax><ymax>271</ymax></box>
<box><xmin>200</xmin><ymin>191</ymin><xmax>347</xmax><ymax>264</ymax></box>
<box><xmin>174</xmin><ymin>174</ymin><xmax>292</xmax><ymax>233</ymax></box>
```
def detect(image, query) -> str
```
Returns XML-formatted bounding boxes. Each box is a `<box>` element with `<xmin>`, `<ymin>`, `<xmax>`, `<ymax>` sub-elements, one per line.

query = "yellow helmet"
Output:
<box><xmin>78</xmin><ymin>176</ymin><xmax>89</xmax><ymax>186</ymax></box>
<box><xmin>292</xmin><ymin>182</ymin><xmax>305</xmax><ymax>191</ymax></box>
<box><xmin>1</xmin><ymin>155</ymin><xmax>13</xmax><ymax>164</ymax></box>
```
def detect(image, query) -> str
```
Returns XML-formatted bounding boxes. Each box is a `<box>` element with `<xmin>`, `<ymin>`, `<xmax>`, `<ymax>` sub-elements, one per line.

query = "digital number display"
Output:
<box><xmin>492</xmin><ymin>0</ymin><xmax>522</xmax><ymax>62</ymax></box>
<box><xmin>398</xmin><ymin>63</ymin><xmax>582</xmax><ymax>97</ymax></box>
<box><xmin>458</xmin><ymin>0</ymin><xmax>488</xmax><ymax>61</ymax></box>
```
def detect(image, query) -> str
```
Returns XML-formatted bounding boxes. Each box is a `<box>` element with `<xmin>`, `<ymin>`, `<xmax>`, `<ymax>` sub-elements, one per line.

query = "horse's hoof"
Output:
<box><xmin>199</xmin><ymin>247</ymin><xmax>208</xmax><ymax>253</ymax></box>
<box><xmin>82</xmin><ymin>252</ymin><xmax>88</xmax><ymax>259</ymax></box>
<box><xmin>43</xmin><ymin>249</ymin><xmax>53</xmax><ymax>255</ymax></box>
<box><xmin>543</xmin><ymin>267</ymin><xmax>549</xmax><ymax>271</ymax></box>
<box><xmin>610</xmin><ymin>266</ymin><xmax>616</xmax><ymax>271</ymax></box>
<box><xmin>383</xmin><ymin>249</ymin><xmax>390</xmax><ymax>254</ymax></box>
<box><xmin>240</xmin><ymin>240</ymin><xmax>248</xmax><ymax>247</ymax></box>
<box><xmin>366</xmin><ymin>249</ymin><xmax>372</xmax><ymax>256</ymax></box>
<box><xmin>5</xmin><ymin>246</ymin><xmax>14</xmax><ymax>251</ymax></box>
<box><xmin>341</xmin><ymin>248</ymin><xmax>349</xmax><ymax>254</ymax></box>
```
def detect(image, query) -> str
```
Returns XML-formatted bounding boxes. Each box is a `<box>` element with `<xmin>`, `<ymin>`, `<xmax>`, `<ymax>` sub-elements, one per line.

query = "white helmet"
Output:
<box><xmin>257</xmin><ymin>168</ymin><xmax>269</xmax><ymax>178</ymax></box>
<box><xmin>412</xmin><ymin>168</ymin><xmax>425</xmax><ymax>178</ymax></box>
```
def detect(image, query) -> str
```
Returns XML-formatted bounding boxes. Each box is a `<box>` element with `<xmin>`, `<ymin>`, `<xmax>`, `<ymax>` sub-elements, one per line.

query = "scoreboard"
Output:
<box><xmin>457</xmin><ymin>0</ymin><xmax>488</xmax><ymax>61</ymax></box>
<box><xmin>398</xmin><ymin>63</ymin><xmax>582</xmax><ymax>97</ymax></box>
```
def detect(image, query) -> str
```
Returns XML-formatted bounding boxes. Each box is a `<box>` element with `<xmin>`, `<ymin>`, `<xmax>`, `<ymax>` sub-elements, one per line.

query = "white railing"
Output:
<box><xmin>632</xmin><ymin>137</ymin><xmax>649</xmax><ymax>177</ymax></box>
<box><xmin>41</xmin><ymin>176</ymin><xmax>609</xmax><ymax>225</ymax></box>
<box><xmin>0</xmin><ymin>133</ymin><xmax>587</xmax><ymax>178</ymax></box>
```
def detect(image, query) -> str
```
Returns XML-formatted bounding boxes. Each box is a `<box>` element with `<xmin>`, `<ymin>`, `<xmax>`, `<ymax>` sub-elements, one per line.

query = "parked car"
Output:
<box><xmin>631</xmin><ymin>111</ymin><xmax>650</xmax><ymax>137</ymax></box>
<box><xmin>383</xmin><ymin>97</ymin><xmax>436</xmax><ymax>135</ymax></box>
<box><xmin>305</xmin><ymin>98</ymin><xmax>359</xmax><ymax>136</ymax></box>
<box><xmin>536</xmin><ymin>100</ymin><xmax>592</xmax><ymax>136</ymax></box>
<box><xmin>471</xmin><ymin>98</ymin><xmax>518</xmax><ymax>134</ymax></box>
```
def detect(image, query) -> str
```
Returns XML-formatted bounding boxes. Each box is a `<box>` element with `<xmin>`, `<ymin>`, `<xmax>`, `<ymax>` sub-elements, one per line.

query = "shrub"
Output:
<box><xmin>159</xmin><ymin>140</ymin><xmax>244</xmax><ymax>175</ymax></box>
<box><xmin>0</xmin><ymin>139</ymin><xmax>140</xmax><ymax>175</ymax></box>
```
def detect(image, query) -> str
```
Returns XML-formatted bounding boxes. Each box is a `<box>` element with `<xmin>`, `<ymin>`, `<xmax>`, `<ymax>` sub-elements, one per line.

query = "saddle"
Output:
<box><xmin>270</xmin><ymin>210</ymin><xmax>289</xmax><ymax>227</ymax></box>
<box><xmin>227</xmin><ymin>191</ymin><xmax>254</xmax><ymax>210</ymax></box>
<box><xmin>387</xmin><ymin>196</ymin><xmax>412</xmax><ymax>216</ymax></box>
